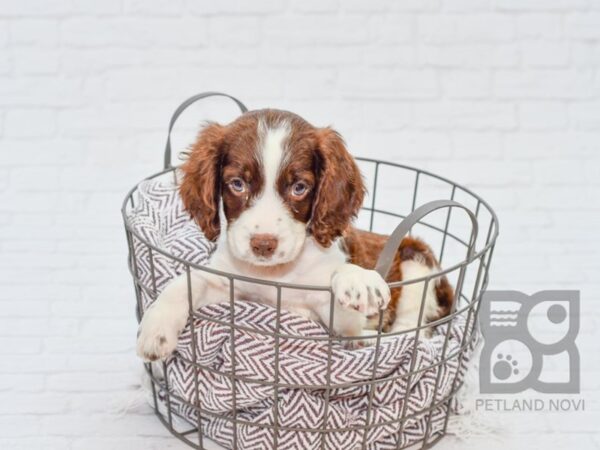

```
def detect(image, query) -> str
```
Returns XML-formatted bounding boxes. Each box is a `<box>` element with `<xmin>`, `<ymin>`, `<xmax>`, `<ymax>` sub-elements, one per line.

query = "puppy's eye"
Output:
<box><xmin>228</xmin><ymin>178</ymin><xmax>246</xmax><ymax>194</ymax></box>
<box><xmin>291</xmin><ymin>181</ymin><xmax>309</xmax><ymax>197</ymax></box>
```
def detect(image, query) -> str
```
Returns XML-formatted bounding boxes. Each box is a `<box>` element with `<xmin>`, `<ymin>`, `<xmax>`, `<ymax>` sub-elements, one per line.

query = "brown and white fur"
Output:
<box><xmin>136</xmin><ymin>109</ymin><xmax>453</xmax><ymax>361</ymax></box>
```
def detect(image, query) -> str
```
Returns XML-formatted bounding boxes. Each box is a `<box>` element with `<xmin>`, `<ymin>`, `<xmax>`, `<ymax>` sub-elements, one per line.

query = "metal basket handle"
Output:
<box><xmin>163</xmin><ymin>91</ymin><xmax>248</xmax><ymax>169</ymax></box>
<box><xmin>374</xmin><ymin>200</ymin><xmax>479</xmax><ymax>279</ymax></box>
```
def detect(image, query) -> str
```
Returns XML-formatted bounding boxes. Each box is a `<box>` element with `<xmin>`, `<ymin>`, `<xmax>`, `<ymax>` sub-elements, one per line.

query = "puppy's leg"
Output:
<box><xmin>314</xmin><ymin>297</ymin><xmax>367</xmax><ymax>348</ymax></box>
<box><xmin>136</xmin><ymin>270</ymin><xmax>225</xmax><ymax>361</ymax></box>
<box><xmin>389</xmin><ymin>260</ymin><xmax>440</xmax><ymax>337</ymax></box>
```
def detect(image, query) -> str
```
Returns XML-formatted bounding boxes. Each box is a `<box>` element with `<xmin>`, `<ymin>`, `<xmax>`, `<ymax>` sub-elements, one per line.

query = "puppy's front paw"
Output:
<box><xmin>136</xmin><ymin>305</ymin><xmax>179</xmax><ymax>362</ymax></box>
<box><xmin>332</xmin><ymin>264</ymin><xmax>391</xmax><ymax>316</ymax></box>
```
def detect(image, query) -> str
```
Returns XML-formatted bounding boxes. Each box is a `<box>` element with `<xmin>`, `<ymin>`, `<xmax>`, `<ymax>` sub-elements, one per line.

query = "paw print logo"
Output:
<box><xmin>493</xmin><ymin>354</ymin><xmax>519</xmax><ymax>380</ymax></box>
<box><xmin>479</xmin><ymin>290</ymin><xmax>580</xmax><ymax>394</ymax></box>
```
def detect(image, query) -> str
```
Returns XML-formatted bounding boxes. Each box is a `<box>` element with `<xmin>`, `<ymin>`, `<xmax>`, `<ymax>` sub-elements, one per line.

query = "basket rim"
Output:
<box><xmin>121</xmin><ymin>157</ymin><xmax>499</xmax><ymax>292</ymax></box>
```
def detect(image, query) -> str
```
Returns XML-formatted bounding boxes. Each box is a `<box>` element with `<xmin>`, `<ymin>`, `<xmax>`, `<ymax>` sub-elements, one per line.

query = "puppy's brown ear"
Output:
<box><xmin>309</xmin><ymin>127</ymin><xmax>365</xmax><ymax>247</ymax></box>
<box><xmin>180</xmin><ymin>122</ymin><xmax>226</xmax><ymax>241</ymax></box>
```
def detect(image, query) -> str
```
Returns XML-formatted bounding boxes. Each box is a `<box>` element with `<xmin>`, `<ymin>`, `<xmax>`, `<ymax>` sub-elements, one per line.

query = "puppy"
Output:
<box><xmin>136</xmin><ymin>109</ymin><xmax>453</xmax><ymax>361</ymax></box>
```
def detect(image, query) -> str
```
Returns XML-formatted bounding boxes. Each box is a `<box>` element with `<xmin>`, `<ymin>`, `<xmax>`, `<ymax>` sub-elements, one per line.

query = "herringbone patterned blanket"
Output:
<box><xmin>128</xmin><ymin>175</ymin><xmax>471</xmax><ymax>450</ymax></box>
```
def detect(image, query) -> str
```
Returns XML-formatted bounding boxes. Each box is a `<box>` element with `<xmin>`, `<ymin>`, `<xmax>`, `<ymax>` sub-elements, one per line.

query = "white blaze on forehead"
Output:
<box><xmin>225</xmin><ymin>119</ymin><xmax>307</xmax><ymax>266</ymax></box>
<box><xmin>258</xmin><ymin>120</ymin><xmax>290</xmax><ymax>194</ymax></box>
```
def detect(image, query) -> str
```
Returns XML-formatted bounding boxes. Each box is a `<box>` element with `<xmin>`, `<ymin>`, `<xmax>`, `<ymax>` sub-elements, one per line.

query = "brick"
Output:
<box><xmin>81</xmin><ymin>319</ymin><xmax>135</xmax><ymax>337</ymax></box>
<box><xmin>284</xmin><ymin>100</ymin><xmax>363</xmax><ymax>129</ymax></box>
<box><xmin>518</xmin><ymin>101</ymin><xmax>568</xmax><ymax>129</ymax></box>
<box><xmin>9</xmin><ymin>19</ymin><xmax>58</xmax><ymax>47</ymax></box>
<box><xmin>0</xmin><ymin>52</ymin><xmax>10</xmax><ymax>74</ymax></box>
<box><xmin>429</xmin><ymin>160</ymin><xmax>532</xmax><ymax>186</ymax></box>
<box><xmin>4</xmin><ymin>109</ymin><xmax>56</xmax><ymax>138</ymax></box>
<box><xmin>414</xmin><ymin>101</ymin><xmax>517</xmax><ymax>130</ymax></box>
<box><xmin>124</xmin><ymin>0</ymin><xmax>183</xmax><ymax>16</ymax></box>
<box><xmin>451</xmin><ymin>132</ymin><xmax>504</xmax><ymax>159</ymax></box>
<box><xmin>0</xmin><ymin>439</ymin><xmax>71</xmax><ymax>450</ymax></box>
<box><xmin>0</xmin><ymin>300</ymin><xmax>50</xmax><ymax>317</ymax></box>
<box><xmin>51</xmin><ymin>300</ymin><xmax>134</xmax><ymax>318</ymax></box>
<box><xmin>0</xmin><ymin>285</ymin><xmax>80</xmax><ymax>302</ymax></box>
<box><xmin>13</xmin><ymin>49</ymin><xmax>60</xmax><ymax>75</ymax></box>
<box><xmin>494</xmin><ymin>69</ymin><xmax>597</xmax><ymax>99</ymax></box>
<box><xmin>533</xmin><ymin>159</ymin><xmax>588</xmax><ymax>185</ymax></box>
<box><xmin>56</xmin><ymin>107</ymin><xmax>158</xmax><ymax>137</ymax></box>
<box><xmin>516</xmin><ymin>13</ymin><xmax>563</xmax><ymax>38</ymax></box>
<box><xmin>339</xmin><ymin>69</ymin><xmax>438</xmax><ymax>99</ymax></box>
<box><xmin>456</xmin><ymin>14</ymin><xmax>516</xmax><ymax>41</ymax></box>
<box><xmin>0</xmin><ymin>337</ymin><xmax>42</xmax><ymax>354</ymax></box>
<box><xmin>0</xmin><ymin>192</ymin><xmax>86</xmax><ymax>213</ymax></box>
<box><xmin>341</xmin><ymin>0</ymin><xmax>389</xmax><ymax>12</ymax></box>
<box><xmin>0</xmin><ymin>77</ymin><xmax>84</xmax><ymax>107</ymax></box>
<box><xmin>572</xmin><ymin>42</ymin><xmax>600</xmax><ymax>68</ymax></box>
<box><xmin>0</xmin><ymin>393</ymin><xmax>69</xmax><ymax>414</ymax></box>
<box><xmin>419</xmin><ymin>14</ymin><xmax>515</xmax><ymax>43</ymax></box>
<box><xmin>208</xmin><ymin>17</ymin><xmax>260</xmax><ymax>47</ymax></box>
<box><xmin>60</xmin><ymin>18</ymin><xmax>209</xmax><ymax>48</ymax></box>
<box><xmin>65</xmin><ymin>354</ymin><xmax>138</xmax><ymax>372</ymax></box>
<box><xmin>59</xmin><ymin>167</ymin><xmax>142</xmax><ymax>192</ymax></box>
<box><xmin>369</xmin><ymin>15</ymin><xmax>415</xmax><ymax>44</ymax></box>
<box><xmin>441</xmin><ymin>0</ymin><xmax>492</xmax><ymax>12</ymax></box>
<box><xmin>390</xmin><ymin>0</ymin><xmax>440</xmax><ymax>12</ymax></box>
<box><xmin>187</xmin><ymin>0</ymin><xmax>286</xmax><ymax>15</ymax></box>
<box><xmin>566</xmin><ymin>13</ymin><xmax>600</xmax><ymax>39</ymax></box>
<box><xmin>0</xmin><ymin>21</ymin><xmax>7</xmax><ymax>46</ymax></box>
<box><xmin>521</xmin><ymin>41</ymin><xmax>569</xmax><ymax>67</ymax></box>
<box><xmin>44</xmin><ymin>337</ymin><xmax>134</xmax><ymax>354</ymax></box>
<box><xmin>355</xmin><ymin>131</ymin><xmax>453</xmax><ymax>161</ymax></box>
<box><xmin>47</xmin><ymin>372</ymin><xmax>138</xmax><ymax>392</ymax></box>
<box><xmin>522</xmin><ymin>186</ymin><xmax>600</xmax><ymax>210</ymax></box>
<box><xmin>0</xmin><ymin>0</ymin><xmax>72</xmax><ymax>17</ymax></box>
<box><xmin>67</xmin><ymin>0</ymin><xmax>122</xmax><ymax>15</ymax></box>
<box><xmin>441</xmin><ymin>70</ymin><xmax>491</xmax><ymax>99</ymax></box>
<box><xmin>0</xmin><ymin>169</ymin><xmax>8</xmax><ymax>191</ymax></box>
<box><xmin>364</xmin><ymin>45</ymin><xmax>416</xmax><ymax>66</ymax></box>
<box><xmin>291</xmin><ymin>0</ymin><xmax>339</xmax><ymax>13</ymax></box>
<box><xmin>0</xmin><ymin>139</ymin><xmax>81</xmax><ymax>165</ymax></box>
<box><xmin>9</xmin><ymin>167</ymin><xmax>60</xmax><ymax>191</ymax></box>
<box><xmin>360</xmin><ymin>101</ymin><xmax>413</xmax><ymax>131</ymax></box>
<box><xmin>269</xmin><ymin>45</ymin><xmax>362</xmax><ymax>66</ymax></box>
<box><xmin>60</xmin><ymin>49</ymin><xmax>145</xmax><ymax>76</ymax></box>
<box><xmin>263</xmin><ymin>16</ymin><xmax>370</xmax><ymax>46</ymax></box>
<box><xmin>0</xmin><ymin>416</ymin><xmax>41</xmax><ymax>437</ymax></box>
<box><xmin>570</xmin><ymin>101</ymin><xmax>600</xmax><ymax>130</ymax></box>
<box><xmin>417</xmin><ymin>15</ymin><xmax>457</xmax><ymax>43</ymax></box>
<box><xmin>494</xmin><ymin>0</ymin><xmax>587</xmax><ymax>11</ymax></box>
<box><xmin>174</xmin><ymin>68</ymin><xmax>285</xmax><ymax>101</ymax></box>
<box><xmin>283</xmin><ymin>69</ymin><xmax>337</xmax><ymax>100</ymax></box>
<box><xmin>504</xmin><ymin>131</ymin><xmax>563</xmax><ymax>159</ymax></box>
<box><xmin>418</xmin><ymin>43</ymin><xmax>519</xmax><ymax>68</ymax></box>
<box><xmin>0</xmin><ymin>318</ymin><xmax>79</xmax><ymax>337</ymax></box>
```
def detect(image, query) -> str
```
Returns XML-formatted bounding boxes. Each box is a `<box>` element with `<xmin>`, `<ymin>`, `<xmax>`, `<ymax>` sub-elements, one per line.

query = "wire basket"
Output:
<box><xmin>122</xmin><ymin>93</ymin><xmax>499</xmax><ymax>450</ymax></box>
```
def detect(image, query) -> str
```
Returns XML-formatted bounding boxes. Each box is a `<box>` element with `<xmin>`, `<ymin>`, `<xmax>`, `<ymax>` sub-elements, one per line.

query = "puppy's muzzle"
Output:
<box><xmin>250</xmin><ymin>234</ymin><xmax>278</xmax><ymax>258</ymax></box>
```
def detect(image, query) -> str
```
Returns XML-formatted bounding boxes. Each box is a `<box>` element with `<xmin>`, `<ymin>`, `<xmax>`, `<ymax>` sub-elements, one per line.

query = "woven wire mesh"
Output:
<box><xmin>122</xmin><ymin>158</ymin><xmax>498</xmax><ymax>450</ymax></box>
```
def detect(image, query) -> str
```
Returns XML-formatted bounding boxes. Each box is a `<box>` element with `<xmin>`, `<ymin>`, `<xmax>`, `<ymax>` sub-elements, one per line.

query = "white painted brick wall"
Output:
<box><xmin>0</xmin><ymin>1</ymin><xmax>599</xmax><ymax>449</ymax></box>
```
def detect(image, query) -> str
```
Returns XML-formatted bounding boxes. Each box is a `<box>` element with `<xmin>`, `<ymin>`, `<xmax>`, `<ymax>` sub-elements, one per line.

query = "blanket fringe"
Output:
<box><xmin>446</xmin><ymin>340</ymin><xmax>509</xmax><ymax>441</ymax></box>
<box><xmin>107</xmin><ymin>366</ymin><xmax>157</xmax><ymax>417</ymax></box>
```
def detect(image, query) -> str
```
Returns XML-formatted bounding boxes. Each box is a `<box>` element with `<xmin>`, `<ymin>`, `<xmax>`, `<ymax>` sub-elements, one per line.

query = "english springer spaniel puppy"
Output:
<box><xmin>137</xmin><ymin>109</ymin><xmax>453</xmax><ymax>361</ymax></box>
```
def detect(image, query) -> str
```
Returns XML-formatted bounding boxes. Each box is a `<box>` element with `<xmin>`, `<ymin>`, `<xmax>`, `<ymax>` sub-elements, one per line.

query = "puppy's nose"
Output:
<box><xmin>250</xmin><ymin>234</ymin><xmax>278</xmax><ymax>258</ymax></box>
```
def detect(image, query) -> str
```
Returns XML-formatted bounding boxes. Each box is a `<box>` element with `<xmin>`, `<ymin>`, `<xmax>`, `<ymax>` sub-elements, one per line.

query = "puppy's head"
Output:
<box><xmin>180</xmin><ymin>109</ymin><xmax>365</xmax><ymax>266</ymax></box>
